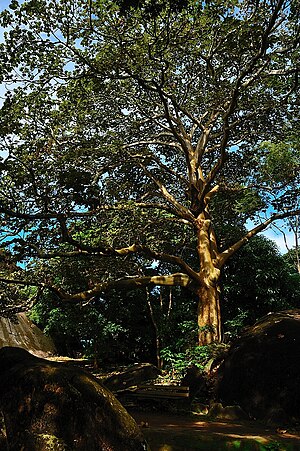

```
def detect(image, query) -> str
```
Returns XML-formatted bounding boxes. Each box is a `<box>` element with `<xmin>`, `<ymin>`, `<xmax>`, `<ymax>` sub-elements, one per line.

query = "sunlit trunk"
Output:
<box><xmin>196</xmin><ymin>213</ymin><xmax>222</xmax><ymax>345</ymax></box>
<box><xmin>197</xmin><ymin>284</ymin><xmax>221</xmax><ymax>345</ymax></box>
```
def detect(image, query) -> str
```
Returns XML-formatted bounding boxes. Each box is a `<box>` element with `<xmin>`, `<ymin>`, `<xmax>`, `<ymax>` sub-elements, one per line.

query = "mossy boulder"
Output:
<box><xmin>216</xmin><ymin>310</ymin><xmax>300</xmax><ymax>425</ymax></box>
<box><xmin>0</xmin><ymin>347</ymin><xmax>149</xmax><ymax>450</ymax></box>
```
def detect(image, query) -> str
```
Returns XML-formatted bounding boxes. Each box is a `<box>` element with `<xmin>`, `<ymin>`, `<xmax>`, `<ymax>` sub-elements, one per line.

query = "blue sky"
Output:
<box><xmin>262</xmin><ymin>226</ymin><xmax>295</xmax><ymax>253</ymax></box>
<box><xmin>0</xmin><ymin>1</ymin><xmax>12</xmax><ymax>11</ymax></box>
<box><xmin>0</xmin><ymin>0</ymin><xmax>13</xmax><ymax>17</ymax></box>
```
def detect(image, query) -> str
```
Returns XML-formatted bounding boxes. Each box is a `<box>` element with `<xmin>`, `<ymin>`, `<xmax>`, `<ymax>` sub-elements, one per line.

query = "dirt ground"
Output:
<box><xmin>130</xmin><ymin>410</ymin><xmax>300</xmax><ymax>451</ymax></box>
<box><xmin>50</xmin><ymin>358</ymin><xmax>300</xmax><ymax>450</ymax></box>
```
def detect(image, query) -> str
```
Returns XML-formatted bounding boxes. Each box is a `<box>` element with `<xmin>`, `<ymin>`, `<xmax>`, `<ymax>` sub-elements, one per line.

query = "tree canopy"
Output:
<box><xmin>0</xmin><ymin>0</ymin><xmax>299</xmax><ymax>344</ymax></box>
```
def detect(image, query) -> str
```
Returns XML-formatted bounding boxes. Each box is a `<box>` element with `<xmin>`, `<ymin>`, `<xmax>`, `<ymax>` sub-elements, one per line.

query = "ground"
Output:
<box><xmin>130</xmin><ymin>411</ymin><xmax>300</xmax><ymax>451</ymax></box>
<box><xmin>48</xmin><ymin>356</ymin><xmax>300</xmax><ymax>450</ymax></box>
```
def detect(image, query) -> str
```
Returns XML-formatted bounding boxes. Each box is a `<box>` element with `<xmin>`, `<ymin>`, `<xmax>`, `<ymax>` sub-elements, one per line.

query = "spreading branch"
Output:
<box><xmin>218</xmin><ymin>209</ymin><xmax>300</xmax><ymax>266</ymax></box>
<box><xmin>0</xmin><ymin>273</ymin><xmax>192</xmax><ymax>304</ymax></box>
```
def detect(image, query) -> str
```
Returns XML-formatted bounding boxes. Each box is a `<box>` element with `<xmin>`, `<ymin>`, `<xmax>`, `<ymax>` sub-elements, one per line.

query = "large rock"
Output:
<box><xmin>0</xmin><ymin>313</ymin><xmax>56</xmax><ymax>357</ymax></box>
<box><xmin>104</xmin><ymin>363</ymin><xmax>161</xmax><ymax>392</ymax></box>
<box><xmin>180</xmin><ymin>365</ymin><xmax>209</xmax><ymax>400</ymax></box>
<box><xmin>0</xmin><ymin>347</ymin><xmax>149</xmax><ymax>450</ymax></box>
<box><xmin>216</xmin><ymin>310</ymin><xmax>300</xmax><ymax>424</ymax></box>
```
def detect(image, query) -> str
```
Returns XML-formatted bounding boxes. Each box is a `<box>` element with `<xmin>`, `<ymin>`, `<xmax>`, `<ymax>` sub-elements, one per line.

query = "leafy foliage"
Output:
<box><xmin>0</xmin><ymin>0</ymin><xmax>299</xmax><ymax>346</ymax></box>
<box><xmin>160</xmin><ymin>343</ymin><xmax>228</xmax><ymax>377</ymax></box>
<box><xmin>260</xmin><ymin>141</ymin><xmax>300</xmax><ymax>185</ymax></box>
<box><xmin>222</xmin><ymin>236</ymin><xmax>300</xmax><ymax>338</ymax></box>
<box><xmin>30</xmin><ymin>300</ymin><xmax>126</xmax><ymax>359</ymax></box>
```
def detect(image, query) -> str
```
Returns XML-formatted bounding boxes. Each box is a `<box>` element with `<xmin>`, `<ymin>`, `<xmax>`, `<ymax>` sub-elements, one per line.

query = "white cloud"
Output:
<box><xmin>246</xmin><ymin>218</ymin><xmax>296</xmax><ymax>254</ymax></box>
<box><xmin>262</xmin><ymin>228</ymin><xmax>295</xmax><ymax>254</ymax></box>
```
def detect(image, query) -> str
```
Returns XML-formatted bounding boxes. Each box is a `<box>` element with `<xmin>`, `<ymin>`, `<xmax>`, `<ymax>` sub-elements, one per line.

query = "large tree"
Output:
<box><xmin>0</xmin><ymin>0</ymin><xmax>299</xmax><ymax>344</ymax></box>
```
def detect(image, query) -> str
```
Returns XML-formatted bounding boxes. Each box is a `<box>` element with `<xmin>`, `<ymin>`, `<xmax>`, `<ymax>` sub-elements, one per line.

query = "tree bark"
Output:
<box><xmin>197</xmin><ymin>284</ymin><xmax>221</xmax><ymax>345</ymax></box>
<box><xmin>146</xmin><ymin>289</ymin><xmax>163</xmax><ymax>369</ymax></box>
<box><xmin>196</xmin><ymin>213</ymin><xmax>222</xmax><ymax>345</ymax></box>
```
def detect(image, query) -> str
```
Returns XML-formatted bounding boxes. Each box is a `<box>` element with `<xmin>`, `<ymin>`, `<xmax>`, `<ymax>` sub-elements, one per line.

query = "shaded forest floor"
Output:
<box><xmin>130</xmin><ymin>410</ymin><xmax>300</xmax><ymax>451</ymax></box>
<box><xmin>50</xmin><ymin>357</ymin><xmax>300</xmax><ymax>450</ymax></box>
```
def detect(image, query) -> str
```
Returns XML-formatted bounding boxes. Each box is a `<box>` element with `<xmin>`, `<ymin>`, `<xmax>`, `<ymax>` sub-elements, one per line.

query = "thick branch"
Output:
<box><xmin>7</xmin><ymin>236</ymin><xmax>199</xmax><ymax>282</ymax></box>
<box><xmin>0</xmin><ymin>273</ymin><xmax>192</xmax><ymax>303</ymax></box>
<box><xmin>117</xmin><ymin>244</ymin><xmax>201</xmax><ymax>282</ymax></box>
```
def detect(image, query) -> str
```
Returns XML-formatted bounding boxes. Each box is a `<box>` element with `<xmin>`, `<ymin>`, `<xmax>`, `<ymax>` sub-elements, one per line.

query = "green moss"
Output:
<box><xmin>143</xmin><ymin>430</ymin><xmax>296</xmax><ymax>451</ymax></box>
<box><xmin>31</xmin><ymin>433</ymin><xmax>68</xmax><ymax>450</ymax></box>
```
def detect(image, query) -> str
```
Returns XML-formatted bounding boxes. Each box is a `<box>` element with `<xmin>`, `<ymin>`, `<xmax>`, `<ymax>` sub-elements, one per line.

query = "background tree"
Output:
<box><xmin>0</xmin><ymin>0</ymin><xmax>299</xmax><ymax>345</ymax></box>
<box><xmin>222</xmin><ymin>235</ymin><xmax>300</xmax><ymax>338</ymax></box>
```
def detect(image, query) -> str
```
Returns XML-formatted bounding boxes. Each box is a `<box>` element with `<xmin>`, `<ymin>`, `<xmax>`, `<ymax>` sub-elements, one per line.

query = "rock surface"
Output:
<box><xmin>208</xmin><ymin>402</ymin><xmax>249</xmax><ymax>421</ymax></box>
<box><xmin>216</xmin><ymin>310</ymin><xmax>300</xmax><ymax>424</ymax></box>
<box><xmin>104</xmin><ymin>363</ymin><xmax>161</xmax><ymax>392</ymax></box>
<box><xmin>0</xmin><ymin>347</ymin><xmax>148</xmax><ymax>450</ymax></box>
<box><xmin>0</xmin><ymin>313</ymin><xmax>56</xmax><ymax>357</ymax></box>
<box><xmin>180</xmin><ymin>364</ymin><xmax>209</xmax><ymax>400</ymax></box>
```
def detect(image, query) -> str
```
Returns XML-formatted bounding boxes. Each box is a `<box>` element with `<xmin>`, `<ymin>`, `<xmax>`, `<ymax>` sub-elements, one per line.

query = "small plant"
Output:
<box><xmin>224</xmin><ymin>310</ymin><xmax>250</xmax><ymax>339</ymax></box>
<box><xmin>262</xmin><ymin>441</ymin><xmax>281</xmax><ymax>451</ymax></box>
<box><xmin>160</xmin><ymin>343</ymin><xmax>228</xmax><ymax>379</ymax></box>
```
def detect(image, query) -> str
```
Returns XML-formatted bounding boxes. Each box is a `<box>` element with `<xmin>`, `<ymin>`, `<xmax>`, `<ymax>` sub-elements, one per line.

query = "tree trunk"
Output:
<box><xmin>196</xmin><ymin>215</ymin><xmax>222</xmax><ymax>345</ymax></box>
<box><xmin>197</xmin><ymin>284</ymin><xmax>221</xmax><ymax>345</ymax></box>
<box><xmin>146</xmin><ymin>289</ymin><xmax>163</xmax><ymax>369</ymax></box>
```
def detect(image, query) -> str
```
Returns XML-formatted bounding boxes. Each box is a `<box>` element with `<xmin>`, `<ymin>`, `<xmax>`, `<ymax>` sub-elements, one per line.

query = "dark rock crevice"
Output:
<box><xmin>216</xmin><ymin>310</ymin><xmax>300</xmax><ymax>425</ymax></box>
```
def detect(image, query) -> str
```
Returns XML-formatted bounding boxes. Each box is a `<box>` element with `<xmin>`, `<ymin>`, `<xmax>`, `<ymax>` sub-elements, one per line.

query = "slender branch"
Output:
<box><xmin>137</xmin><ymin>162</ymin><xmax>195</xmax><ymax>222</ymax></box>
<box><xmin>218</xmin><ymin>208</ymin><xmax>300</xmax><ymax>266</ymax></box>
<box><xmin>0</xmin><ymin>276</ymin><xmax>64</xmax><ymax>299</ymax></box>
<box><xmin>126</xmin><ymin>148</ymin><xmax>189</xmax><ymax>187</ymax></box>
<box><xmin>0</xmin><ymin>200</ymin><xmax>184</xmax><ymax>222</ymax></box>
<box><xmin>125</xmin><ymin>140</ymin><xmax>181</xmax><ymax>150</ymax></box>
